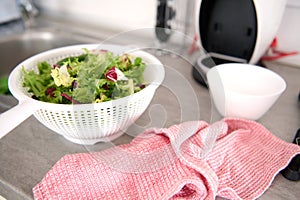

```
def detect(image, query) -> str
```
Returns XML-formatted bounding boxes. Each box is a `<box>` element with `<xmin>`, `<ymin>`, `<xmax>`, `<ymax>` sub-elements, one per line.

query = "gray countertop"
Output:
<box><xmin>0</xmin><ymin>39</ymin><xmax>300</xmax><ymax>199</ymax></box>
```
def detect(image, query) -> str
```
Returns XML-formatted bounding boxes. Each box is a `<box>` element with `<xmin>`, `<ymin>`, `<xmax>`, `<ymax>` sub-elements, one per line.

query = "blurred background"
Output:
<box><xmin>0</xmin><ymin>0</ymin><xmax>300</xmax><ymax>94</ymax></box>
<box><xmin>0</xmin><ymin>0</ymin><xmax>299</xmax><ymax>69</ymax></box>
<box><xmin>32</xmin><ymin>0</ymin><xmax>300</xmax><ymax>67</ymax></box>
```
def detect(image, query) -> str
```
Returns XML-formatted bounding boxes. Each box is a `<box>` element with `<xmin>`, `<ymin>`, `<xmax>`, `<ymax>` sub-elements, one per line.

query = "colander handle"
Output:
<box><xmin>0</xmin><ymin>101</ymin><xmax>36</xmax><ymax>139</ymax></box>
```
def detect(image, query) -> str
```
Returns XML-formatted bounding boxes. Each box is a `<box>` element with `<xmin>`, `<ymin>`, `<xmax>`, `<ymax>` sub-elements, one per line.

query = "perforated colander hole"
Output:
<box><xmin>112</xmin><ymin>106</ymin><xmax>117</xmax><ymax>123</ymax></box>
<box><xmin>117</xmin><ymin>106</ymin><xmax>124</xmax><ymax>120</ymax></box>
<box><xmin>57</xmin><ymin>113</ymin><xmax>68</xmax><ymax>126</ymax></box>
<box><xmin>97</xmin><ymin>110</ymin><xmax>104</xmax><ymax>126</ymax></box>
<box><xmin>85</xmin><ymin>110</ymin><xmax>94</xmax><ymax>126</ymax></box>
<box><xmin>63</xmin><ymin>112</ymin><xmax>75</xmax><ymax>126</ymax></box>
<box><xmin>73</xmin><ymin>110</ymin><xmax>87</xmax><ymax>129</ymax></box>
<box><xmin>64</xmin><ymin>111</ymin><xmax>75</xmax><ymax>129</ymax></box>
<box><xmin>104</xmin><ymin>108</ymin><xmax>111</xmax><ymax>126</ymax></box>
<box><xmin>36</xmin><ymin>110</ymin><xmax>48</xmax><ymax>122</ymax></box>
<box><xmin>48</xmin><ymin>111</ymin><xmax>67</xmax><ymax>131</ymax></box>
<box><xmin>40</xmin><ymin>110</ymin><xmax>53</xmax><ymax>123</ymax></box>
<box><xmin>93</xmin><ymin>111</ymin><xmax>99</xmax><ymax>123</ymax></box>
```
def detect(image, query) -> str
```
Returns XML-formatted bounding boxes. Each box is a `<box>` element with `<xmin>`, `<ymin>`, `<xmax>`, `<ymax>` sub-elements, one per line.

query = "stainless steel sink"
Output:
<box><xmin>0</xmin><ymin>28</ymin><xmax>98</xmax><ymax>77</ymax></box>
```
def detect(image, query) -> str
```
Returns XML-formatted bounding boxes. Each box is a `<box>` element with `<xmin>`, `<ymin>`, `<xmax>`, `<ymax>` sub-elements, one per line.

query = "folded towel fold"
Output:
<box><xmin>33</xmin><ymin>118</ymin><xmax>300</xmax><ymax>200</ymax></box>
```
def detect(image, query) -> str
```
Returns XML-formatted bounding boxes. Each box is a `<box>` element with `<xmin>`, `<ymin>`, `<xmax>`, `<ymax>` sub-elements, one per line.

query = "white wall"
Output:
<box><xmin>33</xmin><ymin>0</ymin><xmax>300</xmax><ymax>67</ymax></box>
<box><xmin>34</xmin><ymin>0</ymin><xmax>157</xmax><ymax>32</ymax></box>
<box><xmin>270</xmin><ymin>0</ymin><xmax>300</xmax><ymax>67</ymax></box>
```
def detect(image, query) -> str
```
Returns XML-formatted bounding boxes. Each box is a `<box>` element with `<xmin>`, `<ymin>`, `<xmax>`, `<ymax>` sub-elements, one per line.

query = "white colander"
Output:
<box><xmin>0</xmin><ymin>44</ymin><xmax>165</xmax><ymax>145</ymax></box>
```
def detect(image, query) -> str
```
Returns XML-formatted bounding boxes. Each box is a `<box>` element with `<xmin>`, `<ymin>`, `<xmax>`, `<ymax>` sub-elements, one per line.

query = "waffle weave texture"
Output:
<box><xmin>33</xmin><ymin>118</ymin><xmax>300</xmax><ymax>199</ymax></box>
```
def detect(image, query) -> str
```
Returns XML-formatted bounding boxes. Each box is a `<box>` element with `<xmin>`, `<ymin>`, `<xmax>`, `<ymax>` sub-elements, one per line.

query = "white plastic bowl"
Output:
<box><xmin>207</xmin><ymin>63</ymin><xmax>286</xmax><ymax>120</ymax></box>
<box><xmin>2</xmin><ymin>44</ymin><xmax>165</xmax><ymax>145</ymax></box>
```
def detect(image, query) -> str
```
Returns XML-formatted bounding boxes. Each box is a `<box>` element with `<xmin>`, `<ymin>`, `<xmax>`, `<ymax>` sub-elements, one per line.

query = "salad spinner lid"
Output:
<box><xmin>198</xmin><ymin>0</ymin><xmax>257</xmax><ymax>62</ymax></box>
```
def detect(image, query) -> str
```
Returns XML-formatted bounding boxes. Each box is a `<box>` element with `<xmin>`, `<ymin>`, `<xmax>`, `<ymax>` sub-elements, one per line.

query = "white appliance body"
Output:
<box><xmin>195</xmin><ymin>0</ymin><xmax>287</xmax><ymax>64</ymax></box>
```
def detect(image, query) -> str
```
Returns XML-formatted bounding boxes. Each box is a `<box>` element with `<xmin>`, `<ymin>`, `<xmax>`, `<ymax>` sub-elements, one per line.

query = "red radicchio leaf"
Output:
<box><xmin>138</xmin><ymin>84</ymin><xmax>146</xmax><ymax>89</ymax></box>
<box><xmin>46</xmin><ymin>87</ymin><xmax>56</xmax><ymax>97</ymax></box>
<box><xmin>61</xmin><ymin>93</ymin><xmax>81</xmax><ymax>104</ymax></box>
<box><xmin>72</xmin><ymin>80</ymin><xmax>77</xmax><ymax>89</ymax></box>
<box><xmin>53</xmin><ymin>64</ymin><xmax>60</xmax><ymax>69</ymax></box>
<box><xmin>102</xmin><ymin>83</ymin><xmax>109</xmax><ymax>90</ymax></box>
<box><xmin>105</xmin><ymin>66</ymin><xmax>118</xmax><ymax>82</ymax></box>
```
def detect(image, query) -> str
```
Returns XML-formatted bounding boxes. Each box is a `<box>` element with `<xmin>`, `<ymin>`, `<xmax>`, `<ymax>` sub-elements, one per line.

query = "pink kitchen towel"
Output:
<box><xmin>33</xmin><ymin>118</ymin><xmax>300</xmax><ymax>200</ymax></box>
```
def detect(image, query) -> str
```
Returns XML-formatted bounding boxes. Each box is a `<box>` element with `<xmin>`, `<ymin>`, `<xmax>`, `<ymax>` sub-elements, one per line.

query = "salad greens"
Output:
<box><xmin>22</xmin><ymin>50</ymin><xmax>147</xmax><ymax>104</ymax></box>
<box><xmin>0</xmin><ymin>77</ymin><xmax>9</xmax><ymax>95</ymax></box>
